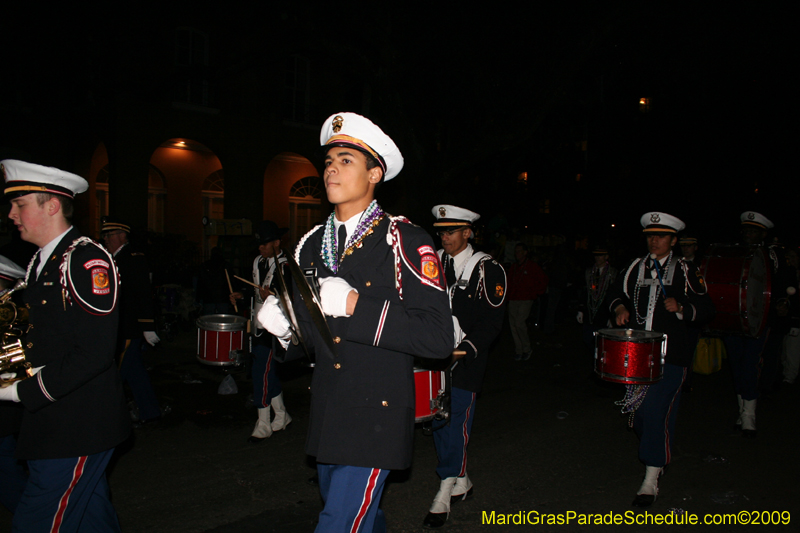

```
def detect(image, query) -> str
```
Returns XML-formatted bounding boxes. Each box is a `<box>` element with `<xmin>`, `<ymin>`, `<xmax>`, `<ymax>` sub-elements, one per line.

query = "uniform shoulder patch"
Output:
<box><xmin>91</xmin><ymin>267</ymin><xmax>111</xmax><ymax>295</ymax></box>
<box><xmin>63</xmin><ymin>237</ymin><xmax>119</xmax><ymax>315</ymax></box>
<box><xmin>481</xmin><ymin>259</ymin><xmax>507</xmax><ymax>307</ymax></box>
<box><xmin>418</xmin><ymin>245</ymin><xmax>441</xmax><ymax>285</ymax></box>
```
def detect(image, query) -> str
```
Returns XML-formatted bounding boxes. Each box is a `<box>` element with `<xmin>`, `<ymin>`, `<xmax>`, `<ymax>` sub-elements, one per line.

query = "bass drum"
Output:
<box><xmin>700</xmin><ymin>245</ymin><xmax>771</xmax><ymax>337</ymax></box>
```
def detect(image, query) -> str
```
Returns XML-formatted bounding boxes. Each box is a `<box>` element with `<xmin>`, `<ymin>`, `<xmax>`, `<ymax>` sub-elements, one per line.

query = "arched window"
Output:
<box><xmin>289</xmin><ymin>176</ymin><xmax>324</xmax><ymax>243</ymax></box>
<box><xmin>202</xmin><ymin>169</ymin><xmax>224</xmax><ymax>221</ymax></box>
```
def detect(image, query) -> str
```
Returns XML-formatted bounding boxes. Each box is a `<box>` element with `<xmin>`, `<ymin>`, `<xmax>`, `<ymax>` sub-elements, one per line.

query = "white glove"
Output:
<box><xmin>319</xmin><ymin>277</ymin><xmax>357</xmax><ymax>318</ymax></box>
<box><xmin>144</xmin><ymin>331</ymin><xmax>161</xmax><ymax>346</ymax></box>
<box><xmin>1</xmin><ymin>366</ymin><xmax>43</xmax><ymax>382</ymax></box>
<box><xmin>257</xmin><ymin>296</ymin><xmax>292</xmax><ymax>343</ymax></box>
<box><xmin>576</xmin><ymin>311</ymin><xmax>584</xmax><ymax>324</ymax></box>
<box><xmin>0</xmin><ymin>381</ymin><xmax>20</xmax><ymax>402</ymax></box>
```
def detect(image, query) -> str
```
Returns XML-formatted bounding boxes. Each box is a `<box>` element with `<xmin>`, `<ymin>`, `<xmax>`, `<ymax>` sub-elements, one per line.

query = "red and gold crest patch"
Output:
<box><xmin>423</xmin><ymin>259</ymin><xmax>439</xmax><ymax>280</ymax></box>
<box><xmin>92</xmin><ymin>268</ymin><xmax>110</xmax><ymax>295</ymax></box>
<box><xmin>495</xmin><ymin>283</ymin><xmax>504</xmax><ymax>298</ymax></box>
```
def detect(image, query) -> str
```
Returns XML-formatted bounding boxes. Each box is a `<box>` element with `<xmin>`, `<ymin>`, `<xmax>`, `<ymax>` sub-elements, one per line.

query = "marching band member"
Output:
<box><xmin>424</xmin><ymin>205</ymin><xmax>506</xmax><ymax>528</ymax></box>
<box><xmin>230</xmin><ymin>220</ymin><xmax>292</xmax><ymax>442</ymax></box>
<box><xmin>608</xmin><ymin>212</ymin><xmax>713</xmax><ymax>507</ymax></box>
<box><xmin>578</xmin><ymin>247</ymin><xmax>618</xmax><ymax>360</ymax></box>
<box><xmin>0</xmin><ymin>159</ymin><xmax>130</xmax><ymax>531</ymax></box>
<box><xmin>724</xmin><ymin>212</ymin><xmax>795</xmax><ymax>436</ymax></box>
<box><xmin>258</xmin><ymin>112</ymin><xmax>453</xmax><ymax>532</ymax></box>
<box><xmin>101</xmin><ymin>218</ymin><xmax>163</xmax><ymax>426</ymax></box>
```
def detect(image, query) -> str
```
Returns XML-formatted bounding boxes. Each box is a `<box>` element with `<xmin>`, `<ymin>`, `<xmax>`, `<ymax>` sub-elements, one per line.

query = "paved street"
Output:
<box><xmin>3</xmin><ymin>319</ymin><xmax>798</xmax><ymax>532</ymax></box>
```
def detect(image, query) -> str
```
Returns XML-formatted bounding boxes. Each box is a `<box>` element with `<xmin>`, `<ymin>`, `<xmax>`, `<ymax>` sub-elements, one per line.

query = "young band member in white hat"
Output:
<box><xmin>424</xmin><ymin>204</ymin><xmax>506</xmax><ymax>528</ymax></box>
<box><xmin>259</xmin><ymin>113</ymin><xmax>453</xmax><ymax>532</ymax></box>
<box><xmin>608</xmin><ymin>212</ymin><xmax>713</xmax><ymax>507</ymax></box>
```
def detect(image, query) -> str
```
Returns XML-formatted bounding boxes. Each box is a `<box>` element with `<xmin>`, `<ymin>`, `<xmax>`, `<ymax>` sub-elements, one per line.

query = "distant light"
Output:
<box><xmin>517</xmin><ymin>171</ymin><xmax>528</xmax><ymax>183</ymax></box>
<box><xmin>611</xmin><ymin>224</ymin><xmax>616</xmax><ymax>228</ymax></box>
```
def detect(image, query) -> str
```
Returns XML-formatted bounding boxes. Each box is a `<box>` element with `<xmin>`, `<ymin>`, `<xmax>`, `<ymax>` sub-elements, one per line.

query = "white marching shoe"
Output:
<box><xmin>270</xmin><ymin>393</ymin><xmax>292</xmax><ymax>431</ymax></box>
<box><xmin>423</xmin><ymin>477</ymin><xmax>456</xmax><ymax>528</ymax></box>
<box><xmin>450</xmin><ymin>473</ymin><xmax>474</xmax><ymax>505</ymax></box>
<box><xmin>735</xmin><ymin>394</ymin><xmax>743</xmax><ymax>429</ymax></box>
<box><xmin>741</xmin><ymin>399</ymin><xmax>757</xmax><ymax>438</ymax></box>
<box><xmin>632</xmin><ymin>466</ymin><xmax>661</xmax><ymax>507</ymax></box>
<box><xmin>248</xmin><ymin>407</ymin><xmax>272</xmax><ymax>443</ymax></box>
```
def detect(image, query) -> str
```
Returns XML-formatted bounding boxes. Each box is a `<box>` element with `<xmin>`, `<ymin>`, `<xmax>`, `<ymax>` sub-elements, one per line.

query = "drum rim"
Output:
<box><xmin>596</xmin><ymin>328</ymin><xmax>666</xmax><ymax>341</ymax></box>
<box><xmin>196</xmin><ymin>313</ymin><xmax>248</xmax><ymax>331</ymax></box>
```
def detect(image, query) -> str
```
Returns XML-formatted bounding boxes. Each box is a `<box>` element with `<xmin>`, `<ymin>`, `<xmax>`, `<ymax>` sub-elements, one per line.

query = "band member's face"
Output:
<box><xmin>681</xmin><ymin>244</ymin><xmax>697</xmax><ymax>259</ymax></box>
<box><xmin>8</xmin><ymin>194</ymin><xmax>51</xmax><ymax>247</ymax></box>
<box><xmin>259</xmin><ymin>239</ymin><xmax>280</xmax><ymax>259</ymax></box>
<box><xmin>594</xmin><ymin>254</ymin><xmax>608</xmax><ymax>267</ymax></box>
<box><xmin>103</xmin><ymin>231</ymin><xmax>127</xmax><ymax>254</ymax></box>
<box><xmin>741</xmin><ymin>226</ymin><xmax>766</xmax><ymax>246</ymax></box>
<box><xmin>440</xmin><ymin>227</ymin><xmax>470</xmax><ymax>257</ymax></box>
<box><xmin>514</xmin><ymin>245</ymin><xmax>527</xmax><ymax>263</ymax></box>
<box><xmin>323</xmin><ymin>147</ymin><xmax>381</xmax><ymax>211</ymax></box>
<box><xmin>647</xmin><ymin>234</ymin><xmax>676</xmax><ymax>260</ymax></box>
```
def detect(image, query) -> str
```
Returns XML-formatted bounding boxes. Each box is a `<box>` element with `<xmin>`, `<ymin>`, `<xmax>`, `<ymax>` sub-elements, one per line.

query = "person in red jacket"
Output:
<box><xmin>507</xmin><ymin>242</ymin><xmax>548</xmax><ymax>360</ymax></box>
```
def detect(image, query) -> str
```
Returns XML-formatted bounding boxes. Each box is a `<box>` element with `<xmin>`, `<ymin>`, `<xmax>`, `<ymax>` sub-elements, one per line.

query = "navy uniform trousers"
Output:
<box><xmin>251</xmin><ymin>331</ymin><xmax>281</xmax><ymax>408</ymax></box>
<box><xmin>433</xmin><ymin>388</ymin><xmax>476</xmax><ymax>479</ymax></box>
<box><xmin>316</xmin><ymin>464</ymin><xmax>390</xmax><ymax>533</ymax></box>
<box><xmin>724</xmin><ymin>330</ymin><xmax>769</xmax><ymax>401</ymax></box>
<box><xmin>119</xmin><ymin>338</ymin><xmax>161</xmax><ymax>421</ymax></box>
<box><xmin>13</xmin><ymin>449</ymin><xmax>120</xmax><ymax>533</ymax></box>
<box><xmin>633</xmin><ymin>364</ymin><xmax>687</xmax><ymax>467</ymax></box>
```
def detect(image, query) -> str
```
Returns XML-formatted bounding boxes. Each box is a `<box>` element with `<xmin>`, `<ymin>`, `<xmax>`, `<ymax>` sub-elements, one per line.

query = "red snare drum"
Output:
<box><xmin>414</xmin><ymin>368</ymin><xmax>444</xmax><ymax>422</ymax></box>
<box><xmin>700</xmin><ymin>245</ymin><xmax>772</xmax><ymax>337</ymax></box>
<box><xmin>197</xmin><ymin>314</ymin><xmax>247</xmax><ymax>366</ymax></box>
<box><xmin>594</xmin><ymin>329</ymin><xmax>666</xmax><ymax>384</ymax></box>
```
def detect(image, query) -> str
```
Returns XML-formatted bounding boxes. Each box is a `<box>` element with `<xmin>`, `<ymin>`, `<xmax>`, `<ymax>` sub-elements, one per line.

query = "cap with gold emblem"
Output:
<box><xmin>2</xmin><ymin>159</ymin><xmax>88</xmax><ymax>199</ymax></box>
<box><xmin>320</xmin><ymin>112</ymin><xmax>404</xmax><ymax>181</ymax></box>
<box><xmin>740</xmin><ymin>211</ymin><xmax>774</xmax><ymax>230</ymax></box>
<box><xmin>432</xmin><ymin>205</ymin><xmax>480</xmax><ymax>229</ymax></box>
<box><xmin>640</xmin><ymin>212</ymin><xmax>685</xmax><ymax>234</ymax></box>
<box><xmin>678</xmin><ymin>236</ymin><xmax>698</xmax><ymax>246</ymax></box>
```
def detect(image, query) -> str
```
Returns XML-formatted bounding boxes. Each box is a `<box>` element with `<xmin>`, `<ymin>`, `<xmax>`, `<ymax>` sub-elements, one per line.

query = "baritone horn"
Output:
<box><xmin>0</xmin><ymin>279</ymin><xmax>32</xmax><ymax>387</ymax></box>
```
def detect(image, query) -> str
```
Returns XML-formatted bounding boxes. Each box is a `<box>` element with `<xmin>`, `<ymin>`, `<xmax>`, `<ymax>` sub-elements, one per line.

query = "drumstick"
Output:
<box><xmin>234</xmin><ymin>275</ymin><xmax>261</xmax><ymax>289</ymax></box>
<box><xmin>650</xmin><ymin>254</ymin><xmax>668</xmax><ymax>298</ymax></box>
<box><xmin>225</xmin><ymin>269</ymin><xmax>238</xmax><ymax>313</ymax></box>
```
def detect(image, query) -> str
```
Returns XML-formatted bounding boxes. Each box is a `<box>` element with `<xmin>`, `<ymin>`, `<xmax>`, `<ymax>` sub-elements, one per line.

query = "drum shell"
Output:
<box><xmin>700</xmin><ymin>245</ymin><xmax>771</xmax><ymax>337</ymax></box>
<box><xmin>414</xmin><ymin>368</ymin><xmax>444</xmax><ymax>422</ymax></box>
<box><xmin>594</xmin><ymin>328</ymin><xmax>665</xmax><ymax>384</ymax></box>
<box><xmin>197</xmin><ymin>314</ymin><xmax>247</xmax><ymax>366</ymax></box>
